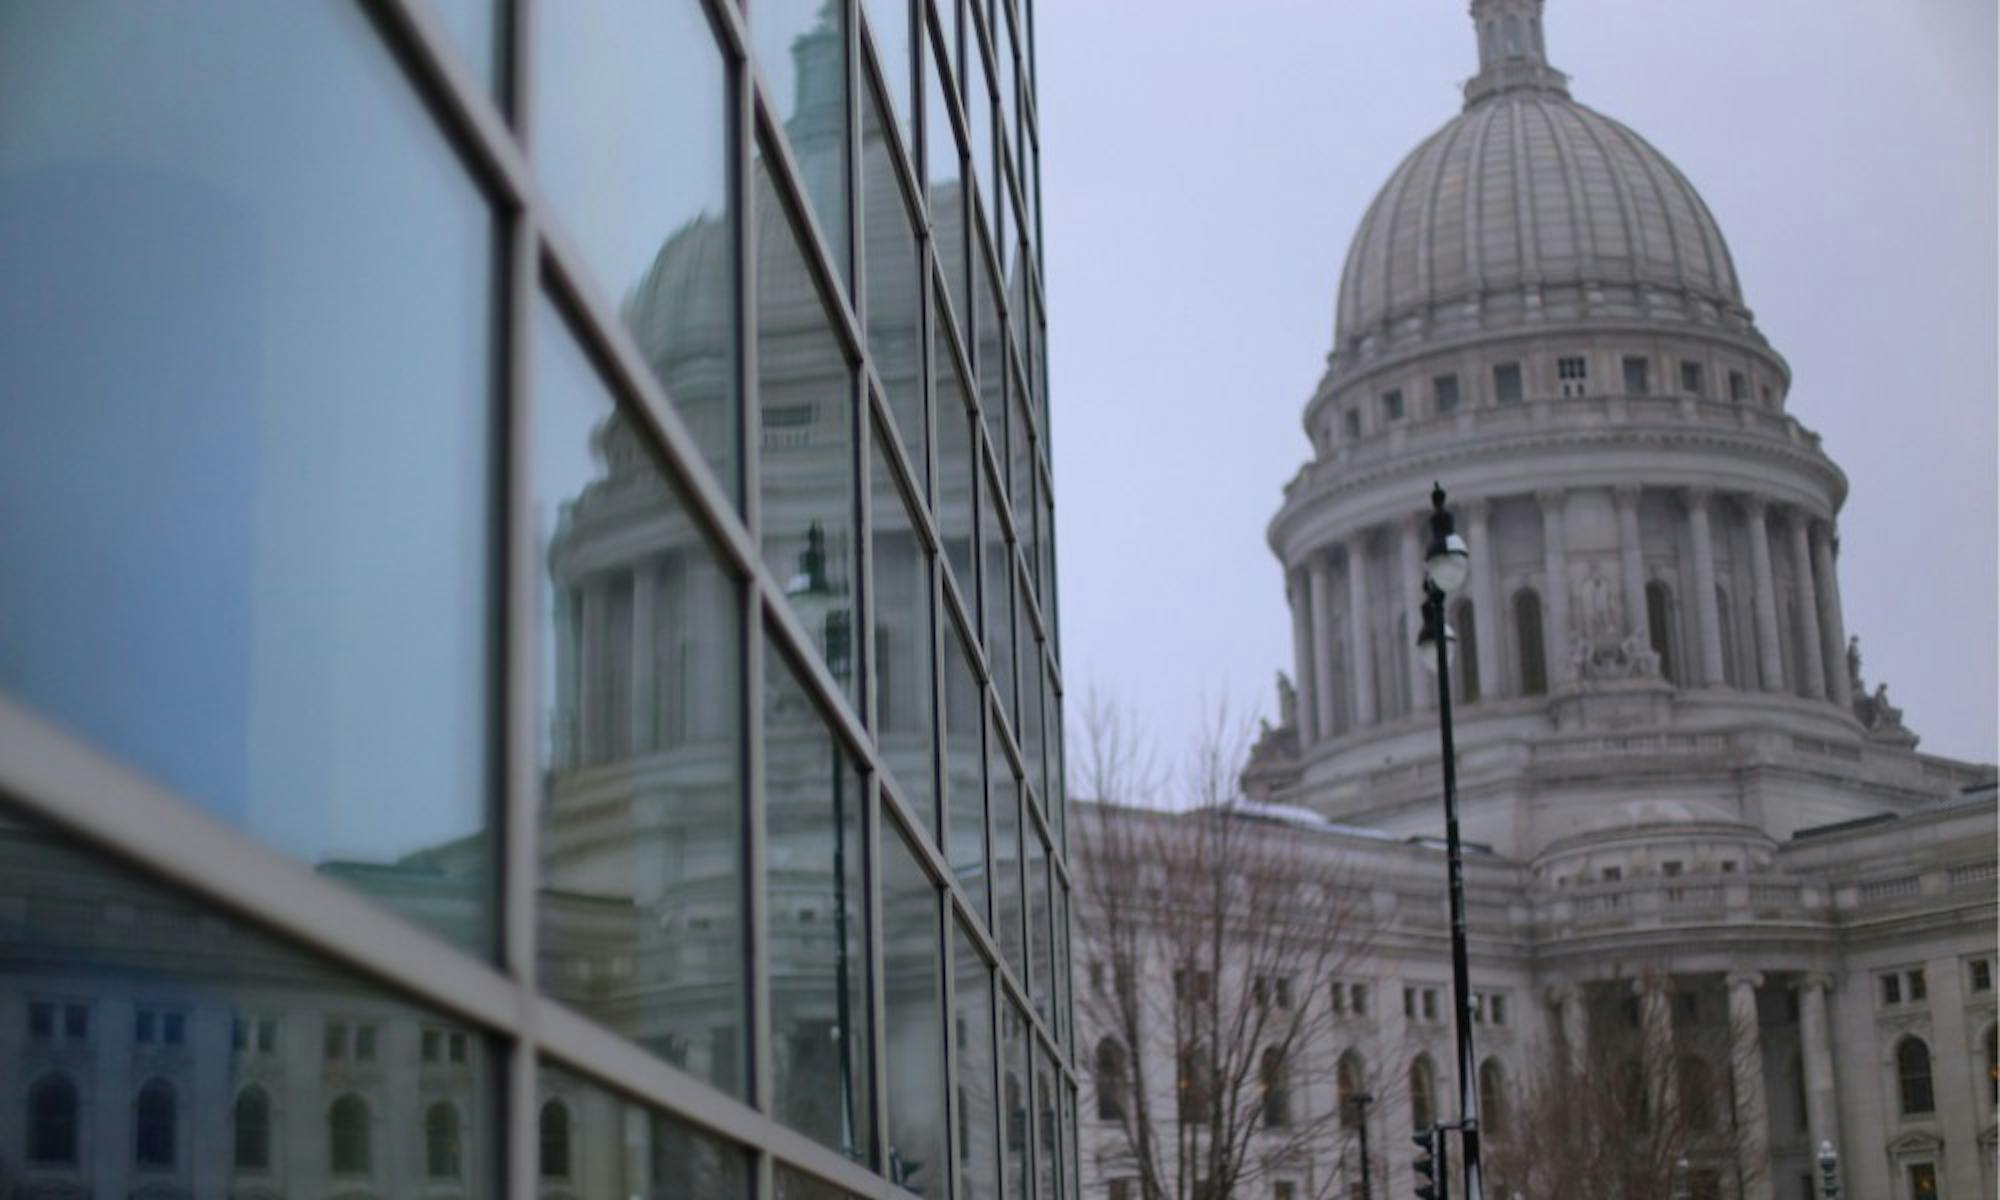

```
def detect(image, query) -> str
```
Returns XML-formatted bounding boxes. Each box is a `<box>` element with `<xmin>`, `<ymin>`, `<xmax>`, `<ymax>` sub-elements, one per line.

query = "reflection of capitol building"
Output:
<box><xmin>1079</xmin><ymin>5</ymin><xmax>1995</xmax><ymax>1200</ymax></box>
<box><xmin>2</xmin><ymin>2</ymin><xmax>1062</xmax><ymax>1200</ymax></box>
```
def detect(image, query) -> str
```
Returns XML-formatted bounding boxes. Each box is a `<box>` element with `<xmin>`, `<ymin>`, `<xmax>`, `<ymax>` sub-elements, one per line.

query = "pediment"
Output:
<box><xmin>1887</xmin><ymin>1129</ymin><xmax>1944</xmax><ymax>1157</ymax></box>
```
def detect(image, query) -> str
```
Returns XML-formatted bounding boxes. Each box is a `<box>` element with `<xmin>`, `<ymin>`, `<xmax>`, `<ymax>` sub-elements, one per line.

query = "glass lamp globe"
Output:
<box><xmin>1416</xmin><ymin>620</ymin><xmax>1458</xmax><ymax>673</ymax></box>
<box><xmin>1425</xmin><ymin>531</ymin><xmax>1471</xmax><ymax>595</ymax></box>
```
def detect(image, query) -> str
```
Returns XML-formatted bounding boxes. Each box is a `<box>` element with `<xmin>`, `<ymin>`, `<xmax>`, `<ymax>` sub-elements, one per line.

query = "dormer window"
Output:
<box><xmin>1621</xmin><ymin>356</ymin><xmax>1651</xmax><ymax>395</ymax></box>
<box><xmin>1556</xmin><ymin>356</ymin><xmax>1587</xmax><ymax>396</ymax></box>
<box><xmin>1381</xmin><ymin>390</ymin><xmax>1405</xmax><ymax>421</ymax></box>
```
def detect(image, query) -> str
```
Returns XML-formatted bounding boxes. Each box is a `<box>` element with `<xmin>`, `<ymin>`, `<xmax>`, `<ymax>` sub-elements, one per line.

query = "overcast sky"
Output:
<box><xmin>1040</xmin><ymin>0</ymin><xmax>1997</xmax><ymax>769</ymax></box>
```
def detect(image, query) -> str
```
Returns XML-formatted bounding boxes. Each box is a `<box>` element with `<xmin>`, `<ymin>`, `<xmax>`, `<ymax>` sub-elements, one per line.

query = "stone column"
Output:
<box><xmin>1685</xmin><ymin>488</ymin><xmax>1727</xmax><ymax>687</ymax></box>
<box><xmin>1743</xmin><ymin>497</ymin><xmax>1786</xmax><ymax>693</ymax></box>
<box><xmin>631</xmin><ymin>562</ymin><xmax>657</xmax><ymax>754</ymax></box>
<box><xmin>1638</xmin><ymin>979</ymin><xmax>1676</xmax><ymax>1130</ymax></box>
<box><xmin>1308</xmin><ymin>556</ymin><xmax>1339</xmax><ymax>740</ymax></box>
<box><xmin>1464</xmin><ymin>499</ymin><xmax>1502</xmax><ymax>702</ymax></box>
<box><xmin>1614</xmin><ymin>485</ymin><xmax>1650</xmax><ymax>645</ymax></box>
<box><xmin>1345</xmin><ymin>537</ymin><xmax>1378</xmax><ymax>728</ymax></box>
<box><xmin>1795</xmin><ymin>974</ymin><xmax>1843</xmax><ymax>1178</ymax></box>
<box><xmin>1811</xmin><ymin>523</ymin><xmax>1852</xmax><ymax>710</ymax></box>
<box><xmin>1556</xmin><ymin>983</ymin><xmax>1589</xmax><ymax>1076</ymax></box>
<box><xmin>1785</xmin><ymin>514</ymin><xmax>1827</xmax><ymax>700</ymax></box>
<box><xmin>1401</xmin><ymin>516</ymin><xmax>1430</xmax><ymax>713</ymax></box>
<box><xmin>1726</xmin><ymin>972</ymin><xmax>1774</xmax><ymax>1200</ymax></box>
<box><xmin>1538</xmin><ymin>489</ymin><xmax>1572</xmax><ymax>683</ymax></box>
<box><xmin>1290</xmin><ymin>567</ymin><xmax>1320</xmax><ymax>743</ymax></box>
<box><xmin>578</xmin><ymin>580</ymin><xmax>606</xmax><ymax>761</ymax></box>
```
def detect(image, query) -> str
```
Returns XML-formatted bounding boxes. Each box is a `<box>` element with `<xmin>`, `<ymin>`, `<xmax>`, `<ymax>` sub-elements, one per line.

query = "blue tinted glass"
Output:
<box><xmin>536</xmin><ymin>0</ymin><xmax>738</xmax><ymax>499</ymax></box>
<box><xmin>755</xmin><ymin>0</ymin><xmax>851</xmax><ymax>285</ymax></box>
<box><xmin>0</xmin><ymin>0</ymin><xmax>495</xmax><ymax>955</ymax></box>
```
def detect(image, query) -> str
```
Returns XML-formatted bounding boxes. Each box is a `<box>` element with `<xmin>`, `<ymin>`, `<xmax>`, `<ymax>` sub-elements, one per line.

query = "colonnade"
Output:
<box><xmin>1285</xmin><ymin>486</ymin><xmax>1852</xmax><ymax>745</ymax></box>
<box><xmin>1548</xmin><ymin>971</ymin><xmax>1842</xmax><ymax>1200</ymax></box>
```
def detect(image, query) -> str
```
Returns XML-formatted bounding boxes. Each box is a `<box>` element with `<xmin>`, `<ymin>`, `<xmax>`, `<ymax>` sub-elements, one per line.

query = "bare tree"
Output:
<box><xmin>1072</xmin><ymin>694</ymin><xmax>1380</xmax><ymax>1200</ymax></box>
<box><xmin>1483</xmin><ymin>975</ymin><xmax>1767</xmax><ymax>1200</ymax></box>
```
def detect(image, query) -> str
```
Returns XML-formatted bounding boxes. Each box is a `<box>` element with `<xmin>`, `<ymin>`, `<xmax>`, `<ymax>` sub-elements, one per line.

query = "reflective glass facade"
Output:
<box><xmin>0</xmin><ymin>0</ymin><xmax>1065</xmax><ymax>1196</ymax></box>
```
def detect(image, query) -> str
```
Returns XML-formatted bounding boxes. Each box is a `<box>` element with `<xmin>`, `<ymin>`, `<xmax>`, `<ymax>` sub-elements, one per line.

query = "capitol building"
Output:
<box><xmin>1079</xmin><ymin>3</ymin><xmax>1995</xmax><ymax>1199</ymax></box>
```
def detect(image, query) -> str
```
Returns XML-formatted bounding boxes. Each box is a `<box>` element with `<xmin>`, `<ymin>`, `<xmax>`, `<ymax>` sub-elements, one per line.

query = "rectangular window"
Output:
<box><xmin>422</xmin><ymin>1029</ymin><xmax>441</xmax><ymax>1062</ymax></box>
<box><xmin>1344</xmin><ymin>409</ymin><xmax>1362</xmax><ymax>439</ymax></box>
<box><xmin>1907</xmin><ymin>968</ymin><xmax>1926</xmax><ymax>1002</ymax></box>
<box><xmin>1602</xmin><ymin>866</ymin><xmax>1622</xmax><ymax>882</ymax></box>
<box><xmin>1404</xmin><ymin>987</ymin><xmax>1416</xmax><ymax>1018</ymax></box>
<box><xmin>1381</xmin><ymin>389</ymin><xmax>1405</xmax><ymax>421</ymax></box>
<box><xmin>63</xmin><ymin>1004</ymin><xmax>87</xmax><ymax>1040</ymax></box>
<box><xmin>1881</xmin><ymin>973</ymin><xmax>1902</xmax><ymax>1006</ymax></box>
<box><xmin>1433</xmin><ymin>374</ymin><xmax>1460</xmax><ymax>414</ymax></box>
<box><xmin>163</xmin><ymin>1012</ymin><xmax>184</xmax><ymax>1046</ymax></box>
<box><xmin>256</xmin><ymin>1019</ymin><xmax>276</xmax><ymax>1054</ymax></box>
<box><xmin>1351</xmin><ymin>983</ymin><xmax>1368</xmax><ymax>1015</ymax></box>
<box><xmin>136</xmin><ymin>1010</ymin><xmax>156</xmax><ymax>1044</ymax></box>
<box><xmin>1331</xmin><ymin>983</ymin><xmax>1347</xmax><ymax>1015</ymax></box>
<box><xmin>1494</xmin><ymin>362</ymin><xmax>1523</xmax><ymax>404</ymax></box>
<box><xmin>1421</xmin><ymin>990</ymin><xmax>1438</xmax><ymax>1021</ymax></box>
<box><xmin>1491</xmin><ymin>995</ymin><xmax>1506</xmax><ymax>1025</ymax></box>
<box><xmin>1762</xmin><ymin>385</ymin><xmax>1774</xmax><ymax>407</ymax></box>
<box><xmin>1622</xmin><ymin>356</ymin><xmax>1651</xmax><ymax>395</ymax></box>
<box><xmin>1556</xmin><ymin>355</ymin><xmax>1587</xmax><ymax>397</ymax></box>
<box><xmin>1971</xmin><ymin>958</ymin><xmax>1993</xmax><ymax>992</ymax></box>
<box><xmin>354</xmin><ymin>1024</ymin><xmax>377</xmax><ymax>1061</ymax></box>
<box><xmin>1680</xmin><ymin>360</ymin><xmax>1705</xmax><ymax>395</ymax></box>
<box><xmin>325</xmin><ymin>1021</ymin><xmax>348</xmax><ymax>1061</ymax></box>
<box><xmin>1729</xmin><ymin>370</ymin><xmax>1748</xmax><ymax>402</ymax></box>
<box><xmin>1908</xmin><ymin>1163</ymin><xmax>1938</xmax><ymax>1200</ymax></box>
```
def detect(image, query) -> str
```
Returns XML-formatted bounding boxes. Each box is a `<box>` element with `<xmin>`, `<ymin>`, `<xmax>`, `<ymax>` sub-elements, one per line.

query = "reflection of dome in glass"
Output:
<box><xmin>1335</xmin><ymin>0</ymin><xmax>1754</xmax><ymax>356</ymax></box>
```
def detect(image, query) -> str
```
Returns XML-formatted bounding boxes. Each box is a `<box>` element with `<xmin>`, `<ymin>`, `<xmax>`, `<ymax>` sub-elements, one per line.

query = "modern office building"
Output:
<box><xmin>0</xmin><ymin>1</ymin><xmax>1068</xmax><ymax>1198</ymax></box>
<box><xmin>1076</xmin><ymin>4</ymin><xmax>1996</xmax><ymax>1199</ymax></box>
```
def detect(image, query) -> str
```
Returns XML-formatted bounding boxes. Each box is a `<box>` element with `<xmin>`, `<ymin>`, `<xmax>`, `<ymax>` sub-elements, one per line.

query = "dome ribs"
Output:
<box><xmin>1416</xmin><ymin>106</ymin><xmax>1474</xmax><ymax>316</ymax></box>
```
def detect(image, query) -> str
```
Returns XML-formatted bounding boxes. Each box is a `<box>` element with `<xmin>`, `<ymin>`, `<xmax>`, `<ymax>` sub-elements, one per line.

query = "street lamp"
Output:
<box><xmin>1817</xmin><ymin>1140</ymin><xmax>1839</xmax><ymax>1199</ymax></box>
<box><xmin>1348</xmin><ymin>1089</ymin><xmax>1375</xmax><ymax>1200</ymax></box>
<box><xmin>1414</xmin><ymin>482</ymin><xmax>1484</xmax><ymax>1200</ymax></box>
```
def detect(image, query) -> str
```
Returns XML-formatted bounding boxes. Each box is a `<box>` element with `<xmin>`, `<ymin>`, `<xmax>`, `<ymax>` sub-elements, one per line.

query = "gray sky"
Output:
<box><xmin>1041</xmin><ymin>0</ymin><xmax>1997</xmax><ymax>767</ymax></box>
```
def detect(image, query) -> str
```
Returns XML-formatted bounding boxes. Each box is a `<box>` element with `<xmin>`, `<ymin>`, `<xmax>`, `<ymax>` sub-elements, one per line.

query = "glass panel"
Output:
<box><xmin>1008</xmin><ymin>363</ymin><xmax>1034</xmax><ymax>504</ymax></box>
<box><xmin>965</xmin><ymin>34</ymin><xmax>993</xmax><ymax>244</ymax></box>
<box><xmin>1062</xmin><ymin>1083</ymin><xmax>1080</xmax><ymax>1200</ymax></box>
<box><xmin>935</xmin><ymin>308</ymin><xmax>978</xmax><ymax>594</ymax></box>
<box><xmin>764</xmin><ymin>638</ymin><xmax>873</xmax><ymax>1163</ymax></box>
<box><xmin>538</xmin><ymin>1063</ymin><xmax>750</xmax><ymax>1198</ymax></box>
<box><xmin>991</xmin><ymin>736</ymin><xmax>1026</xmax><ymax>983</ymax></box>
<box><xmin>536</xmin><ymin>0</ymin><xmax>737</xmax><ymax>497</ymax></box>
<box><xmin>777</xmin><ymin>1164</ymin><xmax>863</xmax><ymax>1200</ymax></box>
<box><xmin>975</xmin><ymin>246</ymin><xmax>1006</xmax><ymax>450</ymax></box>
<box><xmin>755</xmin><ymin>0</ymin><xmax>851</xmax><ymax>284</ymax></box>
<box><xmin>0</xmin><ymin>801</ymin><xmax>496</xmax><ymax>1189</ymax></box>
<box><xmin>882</xmin><ymin>824</ymin><xmax>946</xmax><ymax>1197</ymax></box>
<box><xmin>925</xmin><ymin>40</ymin><xmax>969</xmax><ymax>330</ymax></box>
<box><xmin>873</xmin><ymin>438</ymin><xmax>938</xmax><ymax>838</ymax></box>
<box><xmin>1009</xmin><ymin>203</ymin><xmax>1032</xmax><ymax>362</ymax></box>
<box><xmin>1001</xmin><ymin>1001</ymin><xmax>1030</xmax><ymax>1200</ymax></box>
<box><xmin>533</xmin><ymin>298</ymin><xmax>746</xmax><ymax>1097</ymax></box>
<box><xmin>865</xmin><ymin>0</ymin><xmax>913</xmax><ymax>151</ymax></box>
<box><xmin>434</xmin><ymin>0</ymin><xmax>501</xmax><ymax>94</ymax></box>
<box><xmin>1053</xmin><ymin>881</ymin><xmax>1071</xmax><ymax>1050</ymax></box>
<box><xmin>758</xmin><ymin>146</ymin><xmax>859</xmax><ymax>706</ymax></box>
<box><xmin>864</xmin><ymin>90</ymin><xmax>927</xmax><ymax>485</ymax></box>
<box><xmin>954</xmin><ymin>922</ymin><xmax>999</xmax><ymax>1200</ymax></box>
<box><xmin>1036</xmin><ymin>474</ymin><xmax>1056</xmax><ymax>619</ymax></box>
<box><xmin>1034</xmin><ymin>1049</ymin><xmax>1058</xmax><ymax>1199</ymax></box>
<box><xmin>982</xmin><ymin>469</ymin><xmax>1017</xmax><ymax>724</ymax></box>
<box><xmin>944</xmin><ymin>616</ymin><xmax>989</xmax><ymax>920</ymax></box>
<box><xmin>995</xmin><ymin>8</ymin><xmax>1018</xmax><ymax>180</ymax></box>
<box><xmin>1026</xmin><ymin>830</ymin><xmax>1052</xmax><ymax>1026</ymax></box>
<box><xmin>1020</xmin><ymin>634</ymin><xmax>1045</xmax><ymax>819</ymax></box>
<box><xmin>0</xmin><ymin>0</ymin><xmax>494</xmax><ymax>956</ymax></box>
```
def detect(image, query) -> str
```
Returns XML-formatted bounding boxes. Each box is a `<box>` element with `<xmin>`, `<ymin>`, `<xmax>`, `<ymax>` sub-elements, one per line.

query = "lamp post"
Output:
<box><xmin>1816</xmin><ymin>1140</ymin><xmax>1839</xmax><ymax>1199</ymax></box>
<box><xmin>1349</xmin><ymin>1089</ymin><xmax>1375</xmax><ymax>1200</ymax></box>
<box><xmin>1414</xmin><ymin>482</ymin><xmax>1482</xmax><ymax>1200</ymax></box>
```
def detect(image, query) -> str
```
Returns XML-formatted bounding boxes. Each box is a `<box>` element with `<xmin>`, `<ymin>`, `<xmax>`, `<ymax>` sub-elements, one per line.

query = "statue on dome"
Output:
<box><xmin>1276</xmin><ymin>671</ymin><xmax>1298</xmax><ymax>731</ymax></box>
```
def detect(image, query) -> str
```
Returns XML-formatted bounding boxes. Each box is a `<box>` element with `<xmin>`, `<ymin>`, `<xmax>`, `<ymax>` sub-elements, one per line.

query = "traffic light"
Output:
<box><xmin>1412</xmin><ymin>1126</ymin><xmax>1449</xmax><ymax>1200</ymax></box>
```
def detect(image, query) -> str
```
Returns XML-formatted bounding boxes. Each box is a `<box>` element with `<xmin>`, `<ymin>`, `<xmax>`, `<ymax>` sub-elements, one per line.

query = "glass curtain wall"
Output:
<box><xmin>0</xmin><ymin>0</ymin><xmax>1066</xmax><ymax>1197</ymax></box>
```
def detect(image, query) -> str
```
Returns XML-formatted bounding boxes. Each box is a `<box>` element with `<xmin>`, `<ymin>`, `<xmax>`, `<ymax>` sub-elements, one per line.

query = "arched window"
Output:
<box><xmin>1260</xmin><ymin>1046</ymin><xmax>1290</xmax><ymax>1128</ymax></box>
<box><xmin>1453</xmin><ymin>598</ymin><xmax>1480</xmax><ymax>703</ymax></box>
<box><xmin>539</xmin><ymin>1099</ymin><xmax>571</xmax><ymax>1178</ymax></box>
<box><xmin>425</xmin><ymin>1102</ymin><xmax>461</xmax><ymax>1180</ymax></box>
<box><xmin>330</xmin><ymin>1093</ymin><xmax>371</xmax><ymax>1174</ymax></box>
<box><xmin>28</xmin><ymin>1073</ymin><xmax>79</xmax><ymax>1165</ymax></box>
<box><xmin>234</xmin><ymin>1085</ymin><xmax>272</xmax><ymax>1170</ymax></box>
<box><xmin>135</xmin><ymin>1078</ymin><xmax>176</xmax><ymax>1167</ymax></box>
<box><xmin>1678</xmin><ymin>1056</ymin><xmax>1716</xmax><ymax>1132</ymax></box>
<box><xmin>1896</xmin><ymin>1036</ymin><xmax>1934</xmax><ymax>1116</ymax></box>
<box><xmin>1095</xmin><ymin>1037</ymin><xmax>1128</xmax><ymax>1121</ymax></box>
<box><xmin>1513</xmin><ymin>589</ymin><xmax>1547</xmax><ymax>695</ymax></box>
<box><xmin>1409</xmin><ymin>1055</ymin><xmax>1436</xmax><ymax>1132</ymax></box>
<box><xmin>1478</xmin><ymin>1058</ymin><xmax>1506</xmax><ymax>1138</ymax></box>
<box><xmin>1645</xmin><ymin>581</ymin><xmax>1678</xmax><ymax>684</ymax></box>
<box><xmin>1337</xmin><ymin>1051</ymin><xmax>1367</xmax><ymax>1130</ymax></box>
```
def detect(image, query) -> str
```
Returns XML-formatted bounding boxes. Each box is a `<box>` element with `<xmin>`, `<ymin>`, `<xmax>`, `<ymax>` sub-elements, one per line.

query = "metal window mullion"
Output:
<box><xmin>747</xmin><ymin>86</ymin><xmax>865</xmax><ymax>365</ymax></box>
<box><xmin>855</xmin><ymin>1</ymin><xmax>930</xmax><ymax>237</ymax></box>
<box><xmin>0</xmin><ymin>699</ymin><xmax>522</xmax><ymax>1036</ymax></box>
<box><xmin>865</xmin><ymin>764</ymin><xmax>893</xmax><ymax>1177</ymax></box>
<box><xmin>939</xmin><ymin>902</ymin><xmax>967</xmax><ymax>1200</ymax></box>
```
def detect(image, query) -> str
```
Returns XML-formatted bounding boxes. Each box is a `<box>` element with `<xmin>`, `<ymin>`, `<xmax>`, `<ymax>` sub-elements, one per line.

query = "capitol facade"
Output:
<box><xmin>1078</xmin><ymin>4</ymin><xmax>1995</xmax><ymax>1199</ymax></box>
